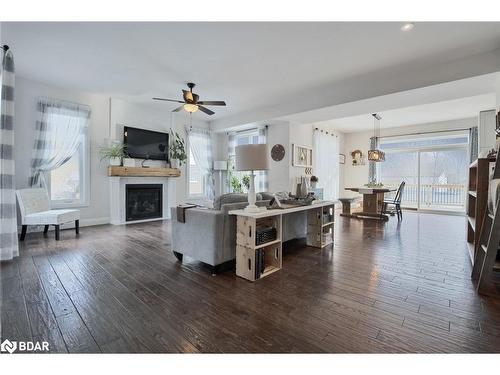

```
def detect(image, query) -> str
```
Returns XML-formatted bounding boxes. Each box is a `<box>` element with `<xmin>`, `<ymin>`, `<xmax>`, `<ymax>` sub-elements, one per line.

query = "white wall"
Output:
<box><xmin>497</xmin><ymin>74</ymin><xmax>500</xmax><ymax>111</ymax></box>
<box><xmin>13</xmin><ymin>77</ymin><xmax>212</xmax><ymax>229</ymax></box>
<box><xmin>213</xmin><ymin>121</ymin><xmax>345</xmax><ymax>196</ymax></box>
<box><xmin>267</xmin><ymin>122</ymin><xmax>290</xmax><ymax>192</ymax></box>
<box><xmin>341</xmin><ymin>117</ymin><xmax>477</xmax><ymax>198</ymax></box>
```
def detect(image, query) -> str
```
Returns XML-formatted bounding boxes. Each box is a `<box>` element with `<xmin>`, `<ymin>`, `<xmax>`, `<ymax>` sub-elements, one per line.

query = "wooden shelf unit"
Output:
<box><xmin>233</xmin><ymin>201</ymin><xmax>336</xmax><ymax>281</ymax></box>
<box><xmin>467</xmin><ymin>157</ymin><xmax>495</xmax><ymax>264</ymax></box>
<box><xmin>107</xmin><ymin>166</ymin><xmax>180</xmax><ymax>177</ymax></box>
<box><xmin>306</xmin><ymin>204</ymin><xmax>335</xmax><ymax>248</ymax></box>
<box><xmin>235</xmin><ymin>215</ymin><xmax>282</xmax><ymax>282</ymax></box>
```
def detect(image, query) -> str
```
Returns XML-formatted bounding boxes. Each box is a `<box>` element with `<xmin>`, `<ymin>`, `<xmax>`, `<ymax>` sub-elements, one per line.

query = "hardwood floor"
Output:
<box><xmin>2</xmin><ymin>212</ymin><xmax>500</xmax><ymax>353</ymax></box>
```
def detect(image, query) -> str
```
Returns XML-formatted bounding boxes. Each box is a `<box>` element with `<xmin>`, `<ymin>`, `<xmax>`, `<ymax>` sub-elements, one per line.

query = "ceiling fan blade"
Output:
<box><xmin>172</xmin><ymin>106</ymin><xmax>183</xmax><ymax>112</ymax></box>
<box><xmin>197</xmin><ymin>105</ymin><xmax>215</xmax><ymax>115</ymax></box>
<box><xmin>182</xmin><ymin>90</ymin><xmax>193</xmax><ymax>102</ymax></box>
<box><xmin>197</xmin><ymin>101</ymin><xmax>226</xmax><ymax>106</ymax></box>
<box><xmin>153</xmin><ymin>97</ymin><xmax>184</xmax><ymax>103</ymax></box>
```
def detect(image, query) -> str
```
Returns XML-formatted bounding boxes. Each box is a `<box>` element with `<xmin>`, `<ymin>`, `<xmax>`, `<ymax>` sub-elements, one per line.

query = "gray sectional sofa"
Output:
<box><xmin>170</xmin><ymin>193</ymin><xmax>306</xmax><ymax>273</ymax></box>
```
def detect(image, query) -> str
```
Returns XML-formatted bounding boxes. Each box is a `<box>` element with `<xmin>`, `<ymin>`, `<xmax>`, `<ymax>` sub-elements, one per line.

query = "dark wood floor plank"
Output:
<box><xmin>56</xmin><ymin>312</ymin><xmax>101</xmax><ymax>353</ymax></box>
<box><xmin>1</xmin><ymin>295</ymin><xmax>32</xmax><ymax>342</ymax></box>
<box><xmin>2</xmin><ymin>212</ymin><xmax>500</xmax><ymax>353</ymax></box>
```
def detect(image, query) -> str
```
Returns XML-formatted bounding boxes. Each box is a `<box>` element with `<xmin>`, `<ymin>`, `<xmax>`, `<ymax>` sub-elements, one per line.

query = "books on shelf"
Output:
<box><xmin>254</xmin><ymin>249</ymin><xmax>265</xmax><ymax>280</ymax></box>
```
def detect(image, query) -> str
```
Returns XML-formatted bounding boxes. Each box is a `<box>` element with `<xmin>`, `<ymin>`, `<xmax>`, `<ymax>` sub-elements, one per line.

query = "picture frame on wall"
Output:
<box><xmin>339</xmin><ymin>153</ymin><xmax>346</xmax><ymax>164</ymax></box>
<box><xmin>292</xmin><ymin>144</ymin><xmax>313</xmax><ymax>168</ymax></box>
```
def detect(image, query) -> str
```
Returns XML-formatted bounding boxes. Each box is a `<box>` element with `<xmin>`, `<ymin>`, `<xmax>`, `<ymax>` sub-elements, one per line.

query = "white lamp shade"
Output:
<box><xmin>235</xmin><ymin>144</ymin><xmax>269</xmax><ymax>171</ymax></box>
<box><xmin>213</xmin><ymin>160</ymin><xmax>228</xmax><ymax>171</ymax></box>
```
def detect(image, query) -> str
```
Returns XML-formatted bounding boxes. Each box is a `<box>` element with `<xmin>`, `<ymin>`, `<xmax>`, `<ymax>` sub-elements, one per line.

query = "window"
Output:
<box><xmin>379</xmin><ymin>131</ymin><xmax>469</xmax><ymax>213</ymax></box>
<box><xmin>48</xmin><ymin>131</ymin><xmax>89</xmax><ymax>208</ymax></box>
<box><xmin>227</xmin><ymin>128</ymin><xmax>268</xmax><ymax>193</ymax></box>
<box><xmin>188</xmin><ymin>148</ymin><xmax>204</xmax><ymax>196</ymax></box>
<box><xmin>32</xmin><ymin>99</ymin><xmax>91</xmax><ymax>208</ymax></box>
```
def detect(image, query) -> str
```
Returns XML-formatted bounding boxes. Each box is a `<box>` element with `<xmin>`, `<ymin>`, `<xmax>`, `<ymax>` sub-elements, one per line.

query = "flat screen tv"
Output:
<box><xmin>123</xmin><ymin>126</ymin><xmax>169</xmax><ymax>161</ymax></box>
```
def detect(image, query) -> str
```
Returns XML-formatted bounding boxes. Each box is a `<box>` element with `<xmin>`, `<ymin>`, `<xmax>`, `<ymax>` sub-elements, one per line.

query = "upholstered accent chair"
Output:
<box><xmin>16</xmin><ymin>188</ymin><xmax>80</xmax><ymax>241</ymax></box>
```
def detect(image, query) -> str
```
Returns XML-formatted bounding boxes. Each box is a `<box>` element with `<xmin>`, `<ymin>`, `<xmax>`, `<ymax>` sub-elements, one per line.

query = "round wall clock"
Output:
<box><xmin>271</xmin><ymin>144</ymin><xmax>285</xmax><ymax>161</ymax></box>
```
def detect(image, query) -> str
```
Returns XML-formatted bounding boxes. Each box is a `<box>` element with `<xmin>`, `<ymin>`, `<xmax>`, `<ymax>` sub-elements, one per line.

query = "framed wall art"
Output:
<box><xmin>292</xmin><ymin>144</ymin><xmax>313</xmax><ymax>168</ymax></box>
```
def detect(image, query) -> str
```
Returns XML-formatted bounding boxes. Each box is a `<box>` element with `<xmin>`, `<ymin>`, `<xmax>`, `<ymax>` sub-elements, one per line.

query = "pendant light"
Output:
<box><xmin>368</xmin><ymin>113</ymin><xmax>385</xmax><ymax>162</ymax></box>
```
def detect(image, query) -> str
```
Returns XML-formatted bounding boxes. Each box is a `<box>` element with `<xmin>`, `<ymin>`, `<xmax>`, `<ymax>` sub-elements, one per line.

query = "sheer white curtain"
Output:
<box><xmin>187</xmin><ymin>126</ymin><xmax>215</xmax><ymax>200</ymax></box>
<box><xmin>313</xmin><ymin>129</ymin><xmax>339</xmax><ymax>200</ymax></box>
<box><xmin>30</xmin><ymin>98</ymin><xmax>90</xmax><ymax>187</ymax></box>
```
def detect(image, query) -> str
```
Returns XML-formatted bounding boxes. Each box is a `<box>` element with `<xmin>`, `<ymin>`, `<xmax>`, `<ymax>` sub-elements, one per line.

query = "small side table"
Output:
<box><xmin>339</xmin><ymin>197</ymin><xmax>358</xmax><ymax>215</ymax></box>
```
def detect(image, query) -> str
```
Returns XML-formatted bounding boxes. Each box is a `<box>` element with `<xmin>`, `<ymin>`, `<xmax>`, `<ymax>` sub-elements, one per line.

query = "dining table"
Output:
<box><xmin>344</xmin><ymin>186</ymin><xmax>397</xmax><ymax>221</ymax></box>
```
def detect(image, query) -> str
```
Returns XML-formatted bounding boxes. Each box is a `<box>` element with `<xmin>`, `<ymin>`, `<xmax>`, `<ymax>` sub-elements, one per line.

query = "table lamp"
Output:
<box><xmin>235</xmin><ymin>144</ymin><xmax>269</xmax><ymax>213</ymax></box>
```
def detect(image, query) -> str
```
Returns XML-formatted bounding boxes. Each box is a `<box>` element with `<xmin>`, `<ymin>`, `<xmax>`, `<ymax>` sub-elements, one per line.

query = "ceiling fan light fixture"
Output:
<box><xmin>401</xmin><ymin>23</ymin><xmax>415</xmax><ymax>32</ymax></box>
<box><xmin>183</xmin><ymin>103</ymin><xmax>198</xmax><ymax>113</ymax></box>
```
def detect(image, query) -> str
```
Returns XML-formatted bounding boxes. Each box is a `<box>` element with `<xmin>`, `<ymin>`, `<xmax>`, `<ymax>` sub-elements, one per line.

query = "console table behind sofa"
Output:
<box><xmin>229</xmin><ymin>200</ymin><xmax>337</xmax><ymax>281</ymax></box>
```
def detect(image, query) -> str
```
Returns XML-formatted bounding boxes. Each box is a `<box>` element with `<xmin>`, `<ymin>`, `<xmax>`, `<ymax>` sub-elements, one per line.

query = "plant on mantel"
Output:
<box><xmin>99</xmin><ymin>141</ymin><xmax>127</xmax><ymax>166</ymax></box>
<box><xmin>169</xmin><ymin>130</ymin><xmax>187</xmax><ymax>168</ymax></box>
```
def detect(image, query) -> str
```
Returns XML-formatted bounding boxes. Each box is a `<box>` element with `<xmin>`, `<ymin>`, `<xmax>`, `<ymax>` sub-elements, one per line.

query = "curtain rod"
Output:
<box><xmin>314</xmin><ymin>127</ymin><xmax>338</xmax><ymax>137</ymax></box>
<box><xmin>227</xmin><ymin>124</ymin><xmax>268</xmax><ymax>135</ymax></box>
<box><xmin>379</xmin><ymin>127</ymin><xmax>472</xmax><ymax>139</ymax></box>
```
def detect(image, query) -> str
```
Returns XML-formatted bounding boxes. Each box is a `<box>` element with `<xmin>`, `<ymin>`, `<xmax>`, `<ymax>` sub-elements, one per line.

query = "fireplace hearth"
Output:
<box><xmin>126</xmin><ymin>184</ymin><xmax>163</xmax><ymax>222</ymax></box>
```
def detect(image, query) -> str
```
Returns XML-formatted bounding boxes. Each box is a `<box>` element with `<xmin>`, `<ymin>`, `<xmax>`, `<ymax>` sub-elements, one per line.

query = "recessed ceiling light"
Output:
<box><xmin>401</xmin><ymin>23</ymin><xmax>415</xmax><ymax>32</ymax></box>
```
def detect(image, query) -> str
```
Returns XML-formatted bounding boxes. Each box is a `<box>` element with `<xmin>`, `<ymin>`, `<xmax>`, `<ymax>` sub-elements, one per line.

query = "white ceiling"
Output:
<box><xmin>3</xmin><ymin>22</ymin><xmax>500</xmax><ymax>127</ymax></box>
<box><xmin>318</xmin><ymin>93</ymin><xmax>496</xmax><ymax>133</ymax></box>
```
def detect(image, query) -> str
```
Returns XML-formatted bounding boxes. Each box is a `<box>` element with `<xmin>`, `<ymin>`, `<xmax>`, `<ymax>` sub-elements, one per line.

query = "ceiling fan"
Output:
<box><xmin>153</xmin><ymin>82</ymin><xmax>226</xmax><ymax>116</ymax></box>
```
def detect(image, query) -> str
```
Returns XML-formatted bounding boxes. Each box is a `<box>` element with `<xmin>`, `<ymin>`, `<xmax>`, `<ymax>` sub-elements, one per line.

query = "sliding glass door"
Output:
<box><xmin>419</xmin><ymin>148</ymin><xmax>468</xmax><ymax>212</ymax></box>
<box><xmin>379</xmin><ymin>151</ymin><xmax>419</xmax><ymax>209</ymax></box>
<box><xmin>379</xmin><ymin>132</ymin><xmax>469</xmax><ymax>214</ymax></box>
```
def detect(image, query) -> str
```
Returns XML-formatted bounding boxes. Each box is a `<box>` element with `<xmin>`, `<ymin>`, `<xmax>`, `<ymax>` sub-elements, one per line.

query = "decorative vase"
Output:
<box><xmin>109</xmin><ymin>157</ymin><xmax>121</xmax><ymax>166</ymax></box>
<box><xmin>171</xmin><ymin>159</ymin><xmax>180</xmax><ymax>168</ymax></box>
<box><xmin>300</xmin><ymin>176</ymin><xmax>308</xmax><ymax>197</ymax></box>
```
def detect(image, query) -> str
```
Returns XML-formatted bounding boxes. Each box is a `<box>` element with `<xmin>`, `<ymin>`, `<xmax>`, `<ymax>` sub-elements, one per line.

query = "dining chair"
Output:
<box><xmin>380</xmin><ymin>181</ymin><xmax>405</xmax><ymax>220</ymax></box>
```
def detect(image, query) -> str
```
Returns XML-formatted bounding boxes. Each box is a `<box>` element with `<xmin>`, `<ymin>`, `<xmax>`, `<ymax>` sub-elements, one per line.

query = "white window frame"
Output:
<box><xmin>228</xmin><ymin>128</ymin><xmax>261</xmax><ymax>193</ymax></box>
<box><xmin>187</xmin><ymin>137</ymin><xmax>205</xmax><ymax>199</ymax></box>
<box><xmin>46</xmin><ymin>132</ymin><xmax>90</xmax><ymax>209</ymax></box>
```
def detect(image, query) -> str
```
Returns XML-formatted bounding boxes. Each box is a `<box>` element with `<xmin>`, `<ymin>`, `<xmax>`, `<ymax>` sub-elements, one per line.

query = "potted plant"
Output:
<box><xmin>310</xmin><ymin>175</ymin><xmax>318</xmax><ymax>189</ymax></box>
<box><xmin>169</xmin><ymin>130</ymin><xmax>187</xmax><ymax>168</ymax></box>
<box><xmin>99</xmin><ymin>142</ymin><xmax>127</xmax><ymax>166</ymax></box>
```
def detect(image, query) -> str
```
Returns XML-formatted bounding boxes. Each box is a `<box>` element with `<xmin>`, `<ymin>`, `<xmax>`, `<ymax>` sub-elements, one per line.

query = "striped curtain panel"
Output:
<box><xmin>256</xmin><ymin>127</ymin><xmax>269</xmax><ymax>192</ymax></box>
<box><xmin>30</xmin><ymin>98</ymin><xmax>90</xmax><ymax>187</ymax></box>
<box><xmin>0</xmin><ymin>49</ymin><xmax>19</xmax><ymax>261</ymax></box>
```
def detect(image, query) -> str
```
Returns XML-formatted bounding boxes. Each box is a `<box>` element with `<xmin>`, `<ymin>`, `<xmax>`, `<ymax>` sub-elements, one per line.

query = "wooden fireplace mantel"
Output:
<box><xmin>107</xmin><ymin>166</ymin><xmax>181</xmax><ymax>177</ymax></box>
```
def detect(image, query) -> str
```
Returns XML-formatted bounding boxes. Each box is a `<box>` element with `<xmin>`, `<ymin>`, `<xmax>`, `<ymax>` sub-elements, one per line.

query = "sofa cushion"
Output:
<box><xmin>213</xmin><ymin>193</ymin><xmax>262</xmax><ymax>210</ymax></box>
<box><xmin>259</xmin><ymin>192</ymin><xmax>275</xmax><ymax>201</ymax></box>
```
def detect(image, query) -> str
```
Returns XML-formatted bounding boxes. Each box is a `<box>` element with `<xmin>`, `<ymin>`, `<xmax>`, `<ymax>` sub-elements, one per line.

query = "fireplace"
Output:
<box><xmin>125</xmin><ymin>184</ymin><xmax>163</xmax><ymax>222</ymax></box>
